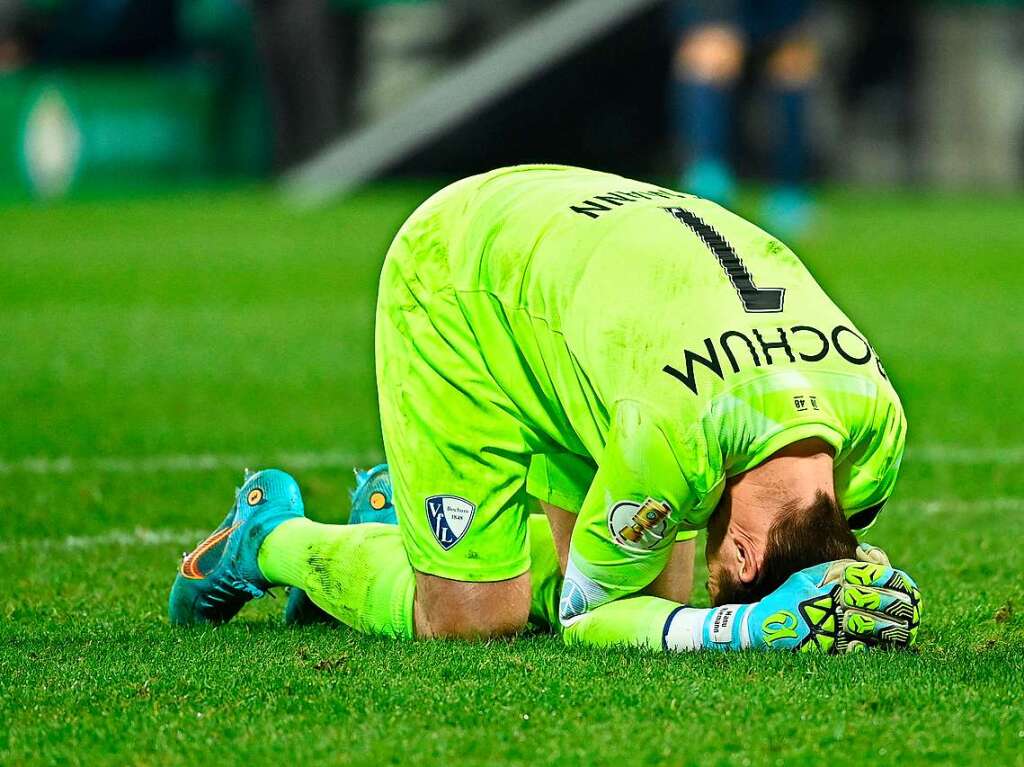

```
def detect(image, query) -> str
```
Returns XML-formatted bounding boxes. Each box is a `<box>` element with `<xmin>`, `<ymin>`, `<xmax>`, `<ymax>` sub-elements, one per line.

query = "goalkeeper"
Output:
<box><xmin>169</xmin><ymin>165</ymin><xmax>921</xmax><ymax>653</ymax></box>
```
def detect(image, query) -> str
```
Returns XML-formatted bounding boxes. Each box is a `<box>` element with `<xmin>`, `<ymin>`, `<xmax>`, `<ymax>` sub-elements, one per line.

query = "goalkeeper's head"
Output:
<box><xmin>704</xmin><ymin>439</ymin><xmax>858</xmax><ymax>607</ymax></box>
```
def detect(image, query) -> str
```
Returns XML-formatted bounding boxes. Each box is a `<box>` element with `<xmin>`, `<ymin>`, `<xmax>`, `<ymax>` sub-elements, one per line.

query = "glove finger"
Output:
<box><xmin>855</xmin><ymin>543</ymin><xmax>891</xmax><ymax>567</ymax></box>
<box><xmin>841</xmin><ymin>584</ymin><xmax>918</xmax><ymax>624</ymax></box>
<box><xmin>841</xmin><ymin>606</ymin><xmax>919</xmax><ymax>649</ymax></box>
<box><xmin>836</xmin><ymin>638</ymin><xmax>868</xmax><ymax>654</ymax></box>
<box><xmin>842</xmin><ymin>585</ymin><xmax>907</xmax><ymax>619</ymax></box>
<box><xmin>843</xmin><ymin>561</ymin><xmax>920</xmax><ymax>597</ymax></box>
<box><xmin>816</xmin><ymin>558</ymin><xmax>860</xmax><ymax>587</ymax></box>
<box><xmin>844</xmin><ymin>563</ymin><xmax>924</xmax><ymax>635</ymax></box>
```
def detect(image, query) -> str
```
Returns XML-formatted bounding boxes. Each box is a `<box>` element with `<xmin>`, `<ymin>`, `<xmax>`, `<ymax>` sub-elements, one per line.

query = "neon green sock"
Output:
<box><xmin>258</xmin><ymin>518</ymin><xmax>415</xmax><ymax>639</ymax></box>
<box><xmin>561</xmin><ymin>596</ymin><xmax>680</xmax><ymax>650</ymax></box>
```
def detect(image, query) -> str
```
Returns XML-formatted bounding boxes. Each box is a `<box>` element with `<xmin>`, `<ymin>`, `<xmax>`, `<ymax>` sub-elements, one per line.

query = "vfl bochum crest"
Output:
<box><xmin>425</xmin><ymin>495</ymin><xmax>476</xmax><ymax>550</ymax></box>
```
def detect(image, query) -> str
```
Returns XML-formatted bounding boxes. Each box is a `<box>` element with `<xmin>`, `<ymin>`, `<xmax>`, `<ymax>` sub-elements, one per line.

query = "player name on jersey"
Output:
<box><xmin>568</xmin><ymin>187</ymin><xmax>694</xmax><ymax>219</ymax></box>
<box><xmin>663</xmin><ymin>323</ymin><xmax>888</xmax><ymax>396</ymax></box>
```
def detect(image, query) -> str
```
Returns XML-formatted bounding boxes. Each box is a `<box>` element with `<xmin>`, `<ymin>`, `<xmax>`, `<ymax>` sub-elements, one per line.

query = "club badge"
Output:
<box><xmin>425</xmin><ymin>495</ymin><xmax>476</xmax><ymax>550</ymax></box>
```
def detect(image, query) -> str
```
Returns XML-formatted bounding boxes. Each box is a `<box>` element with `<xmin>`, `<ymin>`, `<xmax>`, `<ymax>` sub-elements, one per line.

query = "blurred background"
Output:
<box><xmin>1</xmin><ymin>0</ymin><xmax>1023</xmax><ymax>234</ymax></box>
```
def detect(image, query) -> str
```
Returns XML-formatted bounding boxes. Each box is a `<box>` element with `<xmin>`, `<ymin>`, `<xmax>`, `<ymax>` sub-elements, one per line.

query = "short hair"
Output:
<box><xmin>714</xmin><ymin>492</ymin><xmax>857</xmax><ymax>605</ymax></box>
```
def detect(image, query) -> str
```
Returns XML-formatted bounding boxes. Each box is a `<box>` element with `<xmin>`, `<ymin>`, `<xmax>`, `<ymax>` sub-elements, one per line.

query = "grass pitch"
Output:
<box><xmin>1</xmin><ymin>185</ymin><xmax>1022</xmax><ymax>766</ymax></box>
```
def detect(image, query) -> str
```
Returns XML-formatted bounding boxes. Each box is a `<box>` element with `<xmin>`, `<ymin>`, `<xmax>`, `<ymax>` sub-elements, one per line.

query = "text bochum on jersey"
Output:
<box><xmin>662</xmin><ymin>323</ymin><xmax>889</xmax><ymax>396</ymax></box>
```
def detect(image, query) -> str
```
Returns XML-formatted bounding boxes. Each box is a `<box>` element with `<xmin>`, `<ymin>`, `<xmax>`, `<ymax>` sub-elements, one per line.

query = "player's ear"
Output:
<box><xmin>734</xmin><ymin>539</ymin><xmax>758</xmax><ymax>584</ymax></box>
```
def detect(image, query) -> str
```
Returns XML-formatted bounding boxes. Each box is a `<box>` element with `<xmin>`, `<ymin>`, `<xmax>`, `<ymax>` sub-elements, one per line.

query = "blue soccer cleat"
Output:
<box><xmin>682</xmin><ymin>158</ymin><xmax>736</xmax><ymax>207</ymax></box>
<box><xmin>760</xmin><ymin>185</ymin><xmax>816</xmax><ymax>240</ymax></box>
<box><xmin>282</xmin><ymin>464</ymin><xmax>395</xmax><ymax>626</ymax></box>
<box><xmin>347</xmin><ymin>464</ymin><xmax>396</xmax><ymax>526</ymax></box>
<box><xmin>168</xmin><ymin>468</ymin><xmax>304</xmax><ymax>626</ymax></box>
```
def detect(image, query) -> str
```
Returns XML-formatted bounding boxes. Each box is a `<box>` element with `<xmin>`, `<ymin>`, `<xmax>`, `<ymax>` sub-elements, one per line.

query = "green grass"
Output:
<box><xmin>1</xmin><ymin>185</ymin><xmax>1023</xmax><ymax>766</ymax></box>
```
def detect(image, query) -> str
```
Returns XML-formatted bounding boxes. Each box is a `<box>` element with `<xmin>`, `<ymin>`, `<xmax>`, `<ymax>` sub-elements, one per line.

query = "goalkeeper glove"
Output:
<box><xmin>663</xmin><ymin>559</ymin><xmax>922</xmax><ymax>653</ymax></box>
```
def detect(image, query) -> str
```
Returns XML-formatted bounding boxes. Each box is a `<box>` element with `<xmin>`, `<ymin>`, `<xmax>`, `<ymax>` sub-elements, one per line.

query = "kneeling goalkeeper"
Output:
<box><xmin>169</xmin><ymin>165</ymin><xmax>921</xmax><ymax>653</ymax></box>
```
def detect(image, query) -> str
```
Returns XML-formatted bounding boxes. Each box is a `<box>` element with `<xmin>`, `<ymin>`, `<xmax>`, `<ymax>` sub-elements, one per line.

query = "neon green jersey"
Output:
<box><xmin>402</xmin><ymin>164</ymin><xmax>906</xmax><ymax>611</ymax></box>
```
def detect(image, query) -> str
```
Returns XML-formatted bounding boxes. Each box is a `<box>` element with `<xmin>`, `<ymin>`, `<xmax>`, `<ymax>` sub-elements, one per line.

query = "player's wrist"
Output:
<box><xmin>662</xmin><ymin>603</ymin><xmax>754</xmax><ymax>651</ymax></box>
<box><xmin>701</xmin><ymin>603</ymin><xmax>754</xmax><ymax>650</ymax></box>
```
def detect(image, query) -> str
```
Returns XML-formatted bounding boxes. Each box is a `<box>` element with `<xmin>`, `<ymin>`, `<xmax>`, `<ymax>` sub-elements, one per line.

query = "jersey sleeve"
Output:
<box><xmin>559</xmin><ymin>400</ymin><xmax>696</xmax><ymax>623</ymax></box>
<box><xmin>835</xmin><ymin>395</ymin><xmax>907</xmax><ymax>527</ymax></box>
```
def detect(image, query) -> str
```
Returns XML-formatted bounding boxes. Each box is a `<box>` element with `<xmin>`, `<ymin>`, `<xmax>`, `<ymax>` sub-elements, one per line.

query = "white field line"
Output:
<box><xmin>911</xmin><ymin>496</ymin><xmax>1024</xmax><ymax>516</ymax></box>
<box><xmin>0</xmin><ymin>445</ymin><xmax>1021</xmax><ymax>477</ymax></box>
<box><xmin>0</xmin><ymin>450</ymin><xmax>384</xmax><ymax>476</ymax></box>
<box><xmin>1</xmin><ymin>497</ymin><xmax>1021</xmax><ymax>554</ymax></box>
<box><xmin>0</xmin><ymin>527</ymin><xmax>206</xmax><ymax>553</ymax></box>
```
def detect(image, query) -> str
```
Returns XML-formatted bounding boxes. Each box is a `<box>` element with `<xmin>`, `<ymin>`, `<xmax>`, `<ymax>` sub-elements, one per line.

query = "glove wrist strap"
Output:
<box><xmin>662</xmin><ymin>604</ymin><xmax>753</xmax><ymax>652</ymax></box>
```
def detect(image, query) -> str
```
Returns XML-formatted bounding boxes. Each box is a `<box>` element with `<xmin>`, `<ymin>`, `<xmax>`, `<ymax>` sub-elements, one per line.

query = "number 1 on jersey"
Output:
<box><xmin>666</xmin><ymin>207</ymin><xmax>785</xmax><ymax>313</ymax></box>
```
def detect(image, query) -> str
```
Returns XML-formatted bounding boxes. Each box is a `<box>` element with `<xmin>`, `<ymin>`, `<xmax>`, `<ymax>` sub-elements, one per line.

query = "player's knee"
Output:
<box><xmin>413</xmin><ymin>571</ymin><xmax>531</xmax><ymax>639</ymax></box>
<box><xmin>674</xmin><ymin>24</ymin><xmax>744</xmax><ymax>84</ymax></box>
<box><xmin>767</xmin><ymin>38</ymin><xmax>820</xmax><ymax>88</ymax></box>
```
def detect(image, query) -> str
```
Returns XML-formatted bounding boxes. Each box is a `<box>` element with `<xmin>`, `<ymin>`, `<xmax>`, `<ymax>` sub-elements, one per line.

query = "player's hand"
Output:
<box><xmin>838</xmin><ymin>559</ymin><xmax>922</xmax><ymax>653</ymax></box>
<box><xmin>744</xmin><ymin>560</ymin><xmax>922</xmax><ymax>654</ymax></box>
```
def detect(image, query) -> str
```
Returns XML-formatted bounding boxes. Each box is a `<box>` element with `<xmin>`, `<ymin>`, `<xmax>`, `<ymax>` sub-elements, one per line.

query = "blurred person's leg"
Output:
<box><xmin>251</xmin><ymin>0</ymin><xmax>343</xmax><ymax>168</ymax></box>
<box><xmin>754</xmin><ymin>0</ymin><xmax>818</xmax><ymax>237</ymax></box>
<box><xmin>671</xmin><ymin>1</ymin><xmax>744</xmax><ymax>204</ymax></box>
<box><xmin>0</xmin><ymin>0</ymin><xmax>32</xmax><ymax>69</ymax></box>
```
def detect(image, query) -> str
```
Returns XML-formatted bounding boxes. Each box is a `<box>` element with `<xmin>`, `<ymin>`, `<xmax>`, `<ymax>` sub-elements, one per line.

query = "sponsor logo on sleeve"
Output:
<box><xmin>425</xmin><ymin>495</ymin><xmax>476</xmax><ymax>550</ymax></box>
<box><xmin>607</xmin><ymin>498</ymin><xmax>672</xmax><ymax>551</ymax></box>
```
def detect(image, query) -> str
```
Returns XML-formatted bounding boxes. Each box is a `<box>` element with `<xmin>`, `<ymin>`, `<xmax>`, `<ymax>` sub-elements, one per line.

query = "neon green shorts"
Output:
<box><xmin>373</xmin><ymin>187</ymin><xmax>601</xmax><ymax>582</ymax></box>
